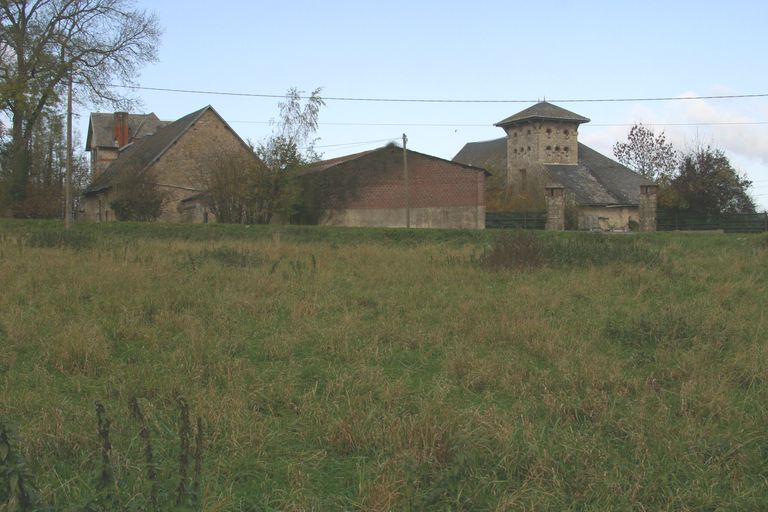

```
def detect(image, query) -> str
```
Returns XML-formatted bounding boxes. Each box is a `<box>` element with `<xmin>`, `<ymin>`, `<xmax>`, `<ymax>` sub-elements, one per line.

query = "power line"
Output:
<box><xmin>108</xmin><ymin>83</ymin><xmax>768</xmax><ymax>104</ymax></box>
<box><xmin>228</xmin><ymin>120</ymin><xmax>768</xmax><ymax>128</ymax></box>
<box><xmin>315</xmin><ymin>137</ymin><xmax>398</xmax><ymax>149</ymax></box>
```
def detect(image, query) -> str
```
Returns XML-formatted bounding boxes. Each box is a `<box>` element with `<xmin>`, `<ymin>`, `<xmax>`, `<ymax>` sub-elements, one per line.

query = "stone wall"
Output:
<box><xmin>81</xmin><ymin>108</ymin><xmax>255</xmax><ymax>223</ymax></box>
<box><xmin>545</xmin><ymin>185</ymin><xmax>565</xmax><ymax>230</ymax></box>
<box><xmin>151</xmin><ymin>109</ymin><xmax>253</xmax><ymax>223</ymax></box>
<box><xmin>577</xmin><ymin>206</ymin><xmax>639</xmax><ymax>231</ymax></box>
<box><xmin>505</xmin><ymin>120</ymin><xmax>580</xmax><ymax>172</ymax></box>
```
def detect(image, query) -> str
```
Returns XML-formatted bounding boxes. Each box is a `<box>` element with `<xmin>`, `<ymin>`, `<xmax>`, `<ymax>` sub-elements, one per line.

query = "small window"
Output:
<box><xmin>519</xmin><ymin>168</ymin><xmax>528</xmax><ymax>189</ymax></box>
<box><xmin>513</xmin><ymin>132</ymin><xmax>518</xmax><ymax>138</ymax></box>
<box><xmin>555</xmin><ymin>146</ymin><xmax>560</xmax><ymax>151</ymax></box>
<box><xmin>513</xmin><ymin>148</ymin><xmax>518</xmax><ymax>154</ymax></box>
<box><xmin>546</xmin><ymin>128</ymin><xmax>552</xmax><ymax>134</ymax></box>
<box><xmin>546</xmin><ymin>145</ymin><xmax>552</xmax><ymax>151</ymax></box>
<box><xmin>564</xmin><ymin>129</ymin><xmax>570</xmax><ymax>136</ymax></box>
<box><xmin>527</xmin><ymin>146</ymin><xmax>531</xmax><ymax>151</ymax></box>
<box><xmin>527</xmin><ymin>129</ymin><xmax>531</xmax><ymax>135</ymax></box>
<box><xmin>564</xmin><ymin>146</ymin><xmax>570</xmax><ymax>152</ymax></box>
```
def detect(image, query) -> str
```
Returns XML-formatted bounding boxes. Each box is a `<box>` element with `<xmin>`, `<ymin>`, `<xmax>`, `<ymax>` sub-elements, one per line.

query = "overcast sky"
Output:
<box><xmin>78</xmin><ymin>0</ymin><xmax>768</xmax><ymax>209</ymax></box>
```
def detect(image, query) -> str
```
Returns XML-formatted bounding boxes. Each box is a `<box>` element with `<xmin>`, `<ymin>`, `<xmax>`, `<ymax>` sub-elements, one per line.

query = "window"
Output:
<box><xmin>519</xmin><ymin>168</ymin><xmax>527</xmax><ymax>189</ymax></box>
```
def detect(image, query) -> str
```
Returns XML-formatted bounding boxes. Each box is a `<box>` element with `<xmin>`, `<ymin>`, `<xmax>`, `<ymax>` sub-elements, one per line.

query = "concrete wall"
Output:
<box><xmin>321</xmin><ymin>205</ymin><xmax>485</xmax><ymax>229</ymax></box>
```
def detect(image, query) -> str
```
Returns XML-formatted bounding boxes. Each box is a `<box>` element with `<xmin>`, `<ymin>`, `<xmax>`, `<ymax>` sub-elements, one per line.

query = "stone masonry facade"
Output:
<box><xmin>639</xmin><ymin>185</ymin><xmax>658</xmax><ymax>232</ymax></box>
<box><xmin>502</xmin><ymin>117</ymin><xmax>582</xmax><ymax>197</ymax></box>
<box><xmin>545</xmin><ymin>185</ymin><xmax>565</xmax><ymax>231</ymax></box>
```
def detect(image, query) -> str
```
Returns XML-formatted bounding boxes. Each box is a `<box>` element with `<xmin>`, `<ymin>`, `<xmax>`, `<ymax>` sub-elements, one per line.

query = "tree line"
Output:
<box><xmin>613</xmin><ymin>124</ymin><xmax>757</xmax><ymax>215</ymax></box>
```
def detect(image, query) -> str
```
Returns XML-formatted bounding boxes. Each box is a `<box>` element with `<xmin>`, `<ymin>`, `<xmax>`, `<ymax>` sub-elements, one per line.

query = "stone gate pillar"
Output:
<box><xmin>639</xmin><ymin>185</ymin><xmax>658</xmax><ymax>232</ymax></box>
<box><xmin>545</xmin><ymin>185</ymin><xmax>565</xmax><ymax>231</ymax></box>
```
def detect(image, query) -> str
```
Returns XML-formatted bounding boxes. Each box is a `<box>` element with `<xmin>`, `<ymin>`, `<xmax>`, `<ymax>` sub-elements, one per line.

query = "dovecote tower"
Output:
<box><xmin>494</xmin><ymin>101</ymin><xmax>590</xmax><ymax>186</ymax></box>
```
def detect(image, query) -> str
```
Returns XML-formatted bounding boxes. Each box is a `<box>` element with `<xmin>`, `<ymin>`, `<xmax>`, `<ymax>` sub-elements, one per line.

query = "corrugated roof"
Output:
<box><xmin>85</xmin><ymin>112</ymin><xmax>169</xmax><ymax>150</ymax></box>
<box><xmin>495</xmin><ymin>101</ymin><xmax>590</xmax><ymax>128</ymax></box>
<box><xmin>452</xmin><ymin>138</ymin><xmax>652</xmax><ymax>206</ymax></box>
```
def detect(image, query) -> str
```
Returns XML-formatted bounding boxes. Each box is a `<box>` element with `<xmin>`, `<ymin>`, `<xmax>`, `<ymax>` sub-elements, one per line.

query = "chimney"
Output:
<box><xmin>113</xmin><ymin>112</ymin><xmax>129</xmax><ymax>148</ymax></box>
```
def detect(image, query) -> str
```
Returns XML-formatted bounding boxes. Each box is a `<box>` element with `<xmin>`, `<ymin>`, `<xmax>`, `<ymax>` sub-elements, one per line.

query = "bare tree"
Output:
<box><xmin>613</xmin><ymin>124</ymin><xmax>678</xmax><ymax>182</ymax></box>
<box><xmin>0</xmin><ymin>0</ymin><xmax>161</xmax><ymax>208</ymax></box>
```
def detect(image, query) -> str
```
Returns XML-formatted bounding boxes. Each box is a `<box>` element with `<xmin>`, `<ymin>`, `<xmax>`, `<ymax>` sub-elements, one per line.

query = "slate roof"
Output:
<box><xmin>495</xmin><ymin>101</ymin><xmax>590</xmax><ymax>128</ymax></box>
<box><xmin>452</xmin><ymin>137</ymin><xmax>651</xmax><ymax>206</ymax></box>
<box><xmin>86</xmin><ymin>106</ymin><xmax>211</xmax><ymax>194</ymax></box>
<box><xmin>85</xmin><ymin>112</ymin><xmax>169</xmax><ymax>150</ymax></box>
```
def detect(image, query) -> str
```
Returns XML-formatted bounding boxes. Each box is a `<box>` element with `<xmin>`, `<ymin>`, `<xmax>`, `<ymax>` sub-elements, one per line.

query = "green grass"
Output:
<box><xmin>1</xmin><ymin>220</ymin><xmax>767</xmax><ymax>510</ymax></box>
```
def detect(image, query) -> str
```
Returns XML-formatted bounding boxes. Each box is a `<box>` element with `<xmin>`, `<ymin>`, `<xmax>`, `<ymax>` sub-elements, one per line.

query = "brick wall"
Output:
<box><xmin>303</xmin><ymin>146</ymin><xmax>486</xmax><ymax>229</ymax></box>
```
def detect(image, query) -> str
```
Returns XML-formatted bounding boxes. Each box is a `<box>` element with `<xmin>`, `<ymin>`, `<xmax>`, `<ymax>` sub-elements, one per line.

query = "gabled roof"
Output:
<box><xmin>495</xmin><ymin>101</ymin><xmax>590</xmax><ymax>128</ymax></box>
<box><xmin>302</xmin><ymin>148</ymin><xmax>379</xmax><ymax>173</ymax></box>
<box><xmin>452</xmin><ymin>138</ymin><xmax>651</xmax><ymax>206</ymax></box>
<box><xmin>85</xmin><ymin>112</ymin><xmax>169</xmax><ymax>150</ymax></box>
<box><xmin>303</xmin><ymin>144</ymin><xmax>489</xmax><ymax>176</ymax></box>
<box><xmin>87</xmin><ymin>106</ymin><xmax>235</xmax><ymax>194</ymax></box>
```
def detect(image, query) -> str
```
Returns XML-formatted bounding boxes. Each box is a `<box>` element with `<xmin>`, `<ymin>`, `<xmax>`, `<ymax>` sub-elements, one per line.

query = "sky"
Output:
<box><xmin>77</xmin><ymin>0</ymin><xmax>768</xmax><ymax>210</ymax></box>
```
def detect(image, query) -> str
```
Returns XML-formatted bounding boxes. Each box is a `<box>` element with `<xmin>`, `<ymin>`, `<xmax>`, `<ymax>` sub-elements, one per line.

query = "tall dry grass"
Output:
<box><xmin>0</xmin><ymin>221</ymin><xmax>767</xmax><ymax>509</ymax></box>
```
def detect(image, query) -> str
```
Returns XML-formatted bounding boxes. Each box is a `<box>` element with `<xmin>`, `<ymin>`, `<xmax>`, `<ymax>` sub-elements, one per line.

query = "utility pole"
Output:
<box><xmin>402</xmin><ymin>133</ymin><xmax>410</xmax><ymax>228</ymax></box>
<box><xmin>64</xmin><ymin>66</ymin><xmax>73</xmax><ymax>229</ymax></box>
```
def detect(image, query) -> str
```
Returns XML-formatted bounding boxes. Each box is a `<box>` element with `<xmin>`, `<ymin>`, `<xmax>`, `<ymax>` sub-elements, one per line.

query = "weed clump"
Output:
<box><xmin>23</xmin><ymin>229</ymin><xmax>94</xmax><ymax>250</ymax></box>
<box><xmin>479</xmin><ymin>231</ymin><xmax>662</xmax><ymax>271</ymax></box>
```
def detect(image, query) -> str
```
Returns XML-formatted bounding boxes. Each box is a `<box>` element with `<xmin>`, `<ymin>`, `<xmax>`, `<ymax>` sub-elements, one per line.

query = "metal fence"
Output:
<box><xmin>657</xmin><ymin>210</ymin><xmax>768</xmax><ymax>233</ymax></box>
<box><xmin>485</xmin><ymin>211</ymin><xmax>547</xmax><ymax>230</ymax></box>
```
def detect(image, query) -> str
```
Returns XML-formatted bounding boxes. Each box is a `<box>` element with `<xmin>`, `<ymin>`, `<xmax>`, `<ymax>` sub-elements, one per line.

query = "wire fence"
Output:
<box><xmin>486</xmin><ymin>210</ymin><xmax>768</xmax><ymax>233</ymax></box>
<box><xmin>657</xmin><ymin>210</ymin><xmax>768</xmax><ymax>233</ymax></box>
<box><xmin>485</xmin><ymin>211</ymin><xmax>547</xmax><ymax>230</ymax></box>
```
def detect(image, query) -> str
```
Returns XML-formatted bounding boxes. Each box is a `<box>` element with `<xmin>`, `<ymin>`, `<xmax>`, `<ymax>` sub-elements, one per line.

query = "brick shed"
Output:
<box><xmin>298</xmin><ymin>144</ymin><xmax>487</xmax><ymax>229</ymax></box>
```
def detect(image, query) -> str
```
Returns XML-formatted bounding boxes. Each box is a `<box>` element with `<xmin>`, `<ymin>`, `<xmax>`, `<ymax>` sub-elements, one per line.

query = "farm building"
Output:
<box><xmin>297</xmin><ymin>144</ymin><xmax>488</xmax><ymax>229</ymax></box>
<box><xmin>453</xmin><ymin>101</ymin><xmax>656</xmax><ymax>231</ymax></box>
<box><xmin>81</xmin><ymin>105</ymin><xmax>256</xmax><ymax>223</ymax></box>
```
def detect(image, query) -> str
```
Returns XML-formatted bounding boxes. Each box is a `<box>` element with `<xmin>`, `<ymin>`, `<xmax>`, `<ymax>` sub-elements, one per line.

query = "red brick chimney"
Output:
<box><xmin>113</xmin><ymin>112</ymin><xmax>129</xmax><ymax>148</ymax></box>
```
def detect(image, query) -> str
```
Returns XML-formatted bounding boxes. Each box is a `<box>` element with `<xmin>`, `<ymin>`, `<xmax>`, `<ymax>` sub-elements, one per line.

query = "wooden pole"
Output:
<box><xmin>402</xmin><ymin>133</ymin><xmax>410</xmax><ymax>228</ymax></box>
<box><xmin>64</xmin><ymin>68</ymin><xmax>73</xmax><ymax>229</ymax></box>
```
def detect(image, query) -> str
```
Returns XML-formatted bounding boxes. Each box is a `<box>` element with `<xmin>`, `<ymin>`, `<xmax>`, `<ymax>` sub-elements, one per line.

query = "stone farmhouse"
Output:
<box><xmin>453</xmin><ymin>101</ymin><xmax>657</xmax><ymax>231</ymax></box>
<box><xmin>297</xmin><ymin>144</ymin><xmax>487</xmax><ymax>229</ymax></box>
<box><xmin>81</xmin><ymin>105</ymin><xmax>256</xmax><ymax>223</ymax></box>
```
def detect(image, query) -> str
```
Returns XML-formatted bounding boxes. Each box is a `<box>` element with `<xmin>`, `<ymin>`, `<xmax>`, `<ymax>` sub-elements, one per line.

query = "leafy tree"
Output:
<box><xmin>201</xmin><ymin>88</ymin><xmax>325</xmax><ymax>224</ymax></box>
<box><xmin>613</xmin><ymin>124</ymin><xmax>678</xmax><ymax>181</ymax></box>
<box><xmin>0</xmin><ymin>0</ymin><xmax>161</xmax><ymax>211</ymax></box>
<box><xmin>668</xmin><ymin>145</ymin><xmax>755</xmax><ymax>215</ymax></box>
<box><xmin>0</xmin><ymin>107</ymin><xmax>88</xmax><ymax>217</ymax></box>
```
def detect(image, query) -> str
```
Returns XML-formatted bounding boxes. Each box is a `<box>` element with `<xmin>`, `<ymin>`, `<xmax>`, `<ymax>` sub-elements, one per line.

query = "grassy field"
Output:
<box><xmin>1</xmin><ymin>220</ymin><xmax>767</xmax><ymax>511</ymax></box>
